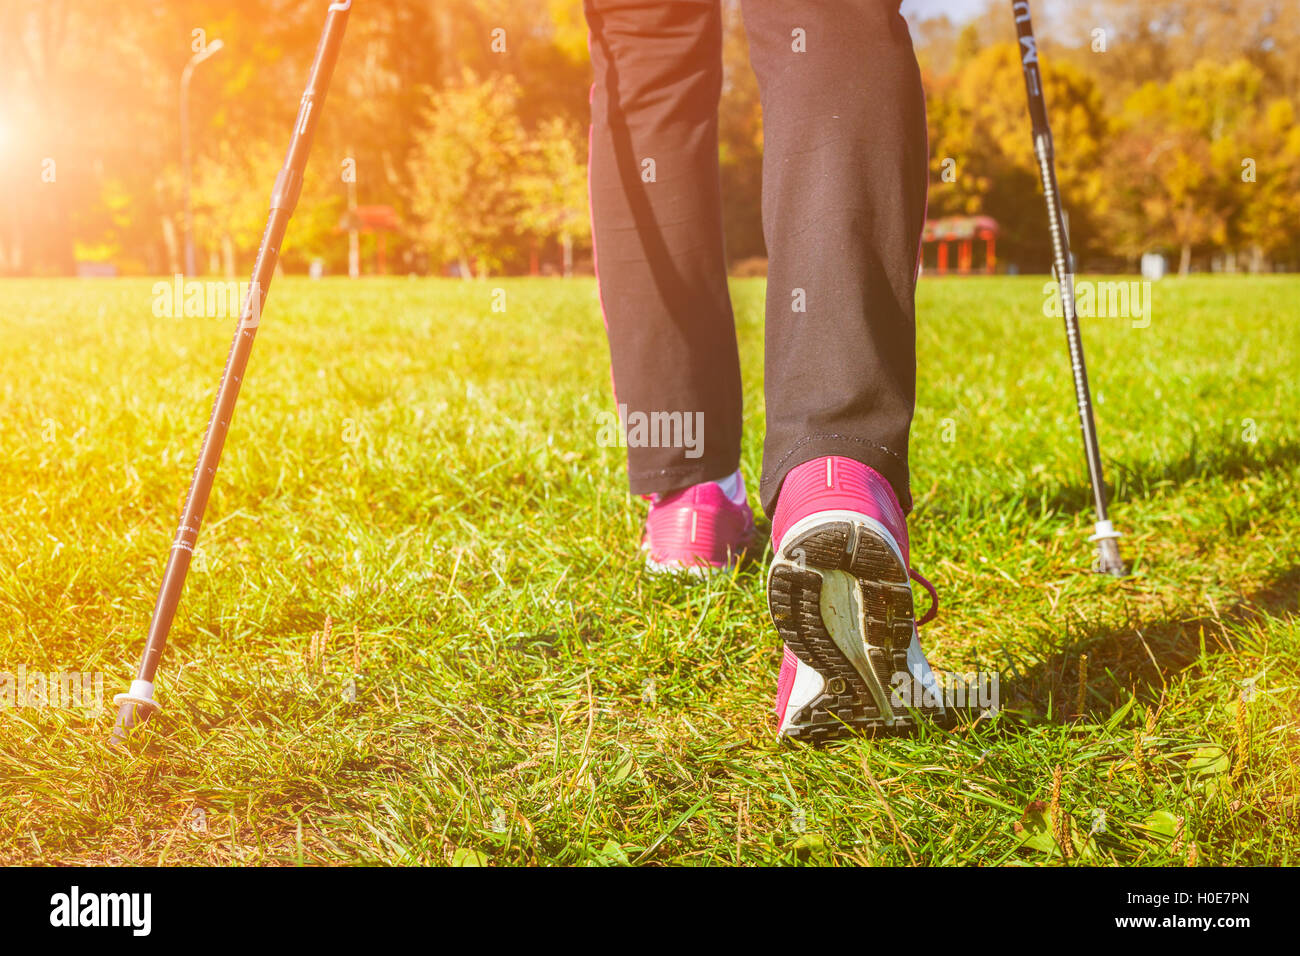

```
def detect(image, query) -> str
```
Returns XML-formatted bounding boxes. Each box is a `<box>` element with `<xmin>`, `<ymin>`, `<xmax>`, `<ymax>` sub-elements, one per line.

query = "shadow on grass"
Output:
<box><xmin>998</xmin><ymin>563</ymin><xmax>1300</xmax><ymax>726</ymax></box>
<box><xmin>1111</xmin><ymin>436</ymin><xmax>1300</xmax><ymax>500</ymax></box>
<box><xmin>928</xmin><ymin>436</ymin><xmax>1300</xmax><ymax>521</ymax></box>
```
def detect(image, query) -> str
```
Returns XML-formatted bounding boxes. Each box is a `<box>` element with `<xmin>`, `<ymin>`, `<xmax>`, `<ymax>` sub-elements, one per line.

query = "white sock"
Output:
<box><xmin>713</xmin><ymin>469</ymin><xmax>745</xmax><ymax>503</ymax></box>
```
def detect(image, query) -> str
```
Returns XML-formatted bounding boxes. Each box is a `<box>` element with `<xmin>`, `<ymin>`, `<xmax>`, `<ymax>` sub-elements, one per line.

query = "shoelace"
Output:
<box><xmin>909</xmin><ymin>568</ymin><xmax>939</xmax><ymax>627</ymax></box>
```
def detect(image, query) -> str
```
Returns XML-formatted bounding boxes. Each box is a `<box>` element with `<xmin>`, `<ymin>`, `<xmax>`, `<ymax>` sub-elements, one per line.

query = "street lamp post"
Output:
<box><xmin>181</xmin><ymin>39</ymin><xmax>224</xmax><ymax>277</ymax></box>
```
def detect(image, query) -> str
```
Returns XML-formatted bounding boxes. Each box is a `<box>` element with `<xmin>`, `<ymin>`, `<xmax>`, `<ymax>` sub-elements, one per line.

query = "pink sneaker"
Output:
<box><xmin>769</xmin><ymin>456</ymin><xmax>945</xmax><ymax>741</ymax></box>
<box><xmin>641</xmin><ymin>470</ymin><xmax>755</xmax><ymax>575</ymax></box>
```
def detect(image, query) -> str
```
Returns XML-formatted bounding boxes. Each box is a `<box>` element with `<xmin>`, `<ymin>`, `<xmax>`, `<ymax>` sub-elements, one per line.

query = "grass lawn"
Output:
<box><xmin>1</xmin><ymin>274</ymin><xmax>1297</xmax><ymax>866</ymax></box>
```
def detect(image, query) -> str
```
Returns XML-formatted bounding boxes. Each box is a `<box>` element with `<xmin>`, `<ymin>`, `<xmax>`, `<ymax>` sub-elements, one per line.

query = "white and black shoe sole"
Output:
<box><xmin>768</xmin><ymin>511</ymin><xmax>947</xmax><ymax>743</ymax></box>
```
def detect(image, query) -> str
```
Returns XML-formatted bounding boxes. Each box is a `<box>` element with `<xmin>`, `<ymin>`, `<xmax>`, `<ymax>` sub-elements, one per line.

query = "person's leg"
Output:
<box><xmin>743</xmin><ymin>2</ymin><xmax>942</xmax><ymax>740</ymax></box>
<box><xmin>740</xmin><ymin>0</ymin><xmax>928</xmax><ymax>517</ymax></box>
<box><xmin>585</xmin><ymin>0</ymin><xmax>743</xmax><ymax>496</ymax></box>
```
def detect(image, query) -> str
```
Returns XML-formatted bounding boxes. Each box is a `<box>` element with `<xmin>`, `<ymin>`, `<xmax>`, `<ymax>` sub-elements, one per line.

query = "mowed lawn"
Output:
<box><xmin>1</xmin><ymin>274</ymin><xmax>1297</xmax><ymax>866</ymax></box>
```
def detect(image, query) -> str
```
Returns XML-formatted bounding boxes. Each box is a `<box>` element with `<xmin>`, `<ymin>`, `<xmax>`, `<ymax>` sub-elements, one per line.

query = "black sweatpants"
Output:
<box><xmin>585</xmin><ymin>0</ymin><xmax>928</xmax><ymax>515</ymax></box>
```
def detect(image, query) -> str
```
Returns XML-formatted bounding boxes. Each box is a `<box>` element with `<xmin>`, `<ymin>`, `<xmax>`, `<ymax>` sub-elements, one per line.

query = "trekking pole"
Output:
<box><xmin>1010</xmin><ymin>0</ymin><xmax>1126</xmax><ymax>576</ymax></box>
<box><xmin>111</xmin><ymin>0</ymin><xmax>353</xmax><ymax>742</ymax></box>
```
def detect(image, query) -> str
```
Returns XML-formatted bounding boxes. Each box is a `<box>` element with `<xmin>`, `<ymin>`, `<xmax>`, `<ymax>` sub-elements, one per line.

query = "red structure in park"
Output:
<box><xmin>338</xmin><ymin>205</ymin><xmax>399</xmax><ymax>275</ymax></box>
<box><xmin>921</xmin><ymin>215</ymin><xmax>999</xmax><ymax>275</ymax></box>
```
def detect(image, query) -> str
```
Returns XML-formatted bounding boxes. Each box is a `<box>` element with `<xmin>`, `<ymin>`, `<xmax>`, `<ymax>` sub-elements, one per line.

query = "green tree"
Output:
<box><xmin>407</xmin><ymin>71</ymin><xmax>528</xmax><ymax>277</ymax></box>
<box><xmin>516</xmin><ymin>117</ymin><xmax>589</xmax><ymax>276</ymax></box>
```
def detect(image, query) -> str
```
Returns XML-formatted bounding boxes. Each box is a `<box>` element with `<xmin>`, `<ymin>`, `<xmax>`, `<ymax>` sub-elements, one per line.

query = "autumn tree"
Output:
<box><xmin>1108</xmin><ymin>60</ymin><xmax>1265</xmax><ymax>273</ymax></box>
<box><xmin>407</xmin><ymin>71</ymin><xmax>529</xmax><ymax>278</ymax></box>
<box><xmin>926</xmin><ymin>41</ymin><xmax>1110</xmax><ymax>270</ymax></box>
<box><xmin>516</xmin><ymin>118</ymin><xmax>589</xmax><ymax>276</ymax></box>
<box><xmin>1236</xmin><ymin>98</ymin><xmax>1300</xmax><ymax>268</ymax></box>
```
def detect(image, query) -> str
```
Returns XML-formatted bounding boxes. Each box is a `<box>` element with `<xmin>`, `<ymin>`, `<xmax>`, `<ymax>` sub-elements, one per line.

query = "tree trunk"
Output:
<box><xmin>161</xmin><ymin>215</ymin><xmax>180</xmax><ymax>276</ymax></box>
<box><xmin>222</xmin><ymin>233</ymin><xmax>236</xmax><ymax>277</ymax></box>
<box><xmin>1178</xmin><ymin>242</ymin><xmax>1191</xmax><ymax>277</ymax></box>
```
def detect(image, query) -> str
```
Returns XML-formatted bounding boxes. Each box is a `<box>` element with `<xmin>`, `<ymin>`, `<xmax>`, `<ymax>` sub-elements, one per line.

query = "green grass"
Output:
<box><xmin>1</xmin><ymin>274</ymin><xmax>1297</xmax><ymax>866</ymax></box>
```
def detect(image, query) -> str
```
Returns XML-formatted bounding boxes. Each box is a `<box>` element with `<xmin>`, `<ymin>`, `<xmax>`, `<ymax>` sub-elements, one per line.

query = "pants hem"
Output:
<box><xmin>627</xmin><ymin>457</ymin><xmax>741</xmax><ymax>497</ymax></box>
<box><xmin>761</xmin><ymin>434</ymin><xmax>911</xmax><ymax>517</ymax></box>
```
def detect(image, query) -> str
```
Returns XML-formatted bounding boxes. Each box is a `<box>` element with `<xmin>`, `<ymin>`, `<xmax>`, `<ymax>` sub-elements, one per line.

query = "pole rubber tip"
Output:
<box><xmin>108</xmin><ymin>680</ymin><xmax>161</xmax><ymax>745</ymax></box>
<box><xmin>1095</xmin><ymin>537</ymin><xmax>1128</xmax><ymax>577</ymax></box>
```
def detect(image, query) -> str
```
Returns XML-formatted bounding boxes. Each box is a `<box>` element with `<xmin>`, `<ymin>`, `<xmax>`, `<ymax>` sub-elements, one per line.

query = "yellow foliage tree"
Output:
<box><xmin>407</xmin><ymin>71</ymin><xmax>528</xmax><ymax>278</ymax></box>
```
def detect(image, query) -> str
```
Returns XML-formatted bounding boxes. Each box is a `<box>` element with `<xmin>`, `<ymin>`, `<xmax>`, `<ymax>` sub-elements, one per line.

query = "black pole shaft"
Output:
<box><xmin>114</xmin><ymin>1</ymin><xmax>352</xmax><ymax>739</ymax></box>
<box><xmin>1010</xmin><ymin>0</ymin><xmax>1125</xmax><ymax>576</ymax></box>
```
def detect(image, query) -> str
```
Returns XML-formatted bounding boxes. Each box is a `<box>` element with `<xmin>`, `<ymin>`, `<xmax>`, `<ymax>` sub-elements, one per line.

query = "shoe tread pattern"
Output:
<box><xmin>770</xmin><ymin>521</ymin><xmax>938</xmax><ymax>743</ymax></box>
